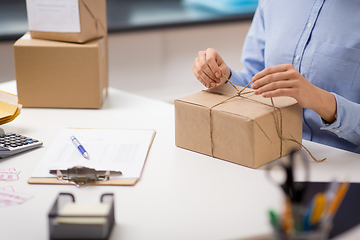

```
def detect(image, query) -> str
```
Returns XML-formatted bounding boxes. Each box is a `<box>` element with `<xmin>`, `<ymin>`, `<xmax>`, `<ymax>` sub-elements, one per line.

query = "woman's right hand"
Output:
<box><xmin>192</xmin><ymin>48</ymin><xmax>230</xmax><ymax>88</ymax></box>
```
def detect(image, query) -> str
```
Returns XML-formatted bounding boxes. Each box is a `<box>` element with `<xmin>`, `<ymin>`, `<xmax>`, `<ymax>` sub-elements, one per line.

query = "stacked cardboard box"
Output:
<box><xmin>13</xmin><ymin>0</ymin><xmax>108</xmax><ymax>109</ymax></box>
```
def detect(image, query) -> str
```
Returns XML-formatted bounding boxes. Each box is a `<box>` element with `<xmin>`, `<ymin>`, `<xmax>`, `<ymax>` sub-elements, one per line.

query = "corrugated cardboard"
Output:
<box><xmin>13</xmin><ymin>33</ymin><xmax>108</xmax><ymax>109</ymax></box>
<box><xmin>29</xmin><ymin>0</ymin><xmax>107</xmax><ymax>43</ymax></box>
<box><xmin>175</xmin><ymin>84</ymin><xmax>303</xmax><ymax>168</ymax></box>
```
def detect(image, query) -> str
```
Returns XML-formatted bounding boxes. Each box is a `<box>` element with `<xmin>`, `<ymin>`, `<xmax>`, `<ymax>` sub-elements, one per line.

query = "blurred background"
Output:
<box><xmin>0</xmin><ymin>0</ymin><xmax>255</xmax><ymax>103</ymax></box>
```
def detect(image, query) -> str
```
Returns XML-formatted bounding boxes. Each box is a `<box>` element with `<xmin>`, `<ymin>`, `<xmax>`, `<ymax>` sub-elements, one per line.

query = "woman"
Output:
<box><xmin>192</xmin><ymin>0</ymin><xmax>360</xmax><ymax>153</ymax></box>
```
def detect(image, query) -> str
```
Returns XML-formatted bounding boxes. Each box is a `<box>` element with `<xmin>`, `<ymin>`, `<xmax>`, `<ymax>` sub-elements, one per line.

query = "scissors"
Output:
<box><xmin>266</xmin><ymin>150</ymin><xmax>310</xmax><ymax>203</ymax></box>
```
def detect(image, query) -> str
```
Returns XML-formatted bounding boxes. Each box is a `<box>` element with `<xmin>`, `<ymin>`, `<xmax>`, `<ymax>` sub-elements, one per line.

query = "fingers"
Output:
<box><xmin>193</xmin><ymin>54</ymin><xmax>211</xmax><ymax>88</ymax></box>
<box><xmin>252</xmin><ymin>64</ymin><xmax>292</xmax><ymax>82</ymax></box>
<box><xmin>193</xmin><ymin>48</ymin><xmax>224</xmax><ymax>88</ymax></box>
<box><xmin>252</xmin><ymin>64</ymin><xmax>299</xmax><ymax>94</ymax></box>
<box><xmin>254</xmin><ymin>80</ymin><xmax>298</xmax><ymax>98</ymax></box>
<box><xmin>249</xmin><ymin>63</ymin><xmax>323</xmax><ymax>111</ymax></box>
<box><xmin>205</xmin><ymin>49</ymin><xmax>223</xmax><ymax>81</ymax></box>
<box><xmin>252</xmin><ymin>71</ymin><xmax>291</xmax><ymax>90</ymax></box>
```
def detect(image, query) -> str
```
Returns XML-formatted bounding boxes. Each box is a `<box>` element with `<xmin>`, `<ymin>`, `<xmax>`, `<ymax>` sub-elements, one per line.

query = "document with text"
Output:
<box><xmin>26</xmin><ymin>0</ymin><xmax>81</xmax><ymax>32</ymax></box>
<box><xmin>31</xmin><ymin>128</ymin><xmax>156</xmax><ymax>179</ymax></box>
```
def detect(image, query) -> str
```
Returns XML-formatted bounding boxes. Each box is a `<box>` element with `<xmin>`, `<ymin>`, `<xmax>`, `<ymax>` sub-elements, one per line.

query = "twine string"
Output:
<box><xmin>207</xmin><ymin>74</ymin><xmax>326</xmax><ymax>162</ymax></box>
<box><xmin>81</xmin><ymin>0</ymin><xmax>107</xmax><ymax>35</ymax></box>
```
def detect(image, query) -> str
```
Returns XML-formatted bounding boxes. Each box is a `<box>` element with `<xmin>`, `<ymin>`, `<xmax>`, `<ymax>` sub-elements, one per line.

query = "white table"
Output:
<box><xmin>1</xmin><ymin>81</ymin><xmax>360</xmax><ymax>240</ymax></box>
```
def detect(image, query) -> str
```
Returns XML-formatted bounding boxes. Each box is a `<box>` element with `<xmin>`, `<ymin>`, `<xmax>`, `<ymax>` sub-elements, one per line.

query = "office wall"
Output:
<box><xmin>0</xmin><ymin>21</ymin><xmax>251</xmax><ymax>103</ymax></box>
<box><xmin>108</xmin><ymin>21</ymin><xmax>251</xmax><ymax>102</ymax></box>
<box><xmin>0</xmin><ymin>41</ymin><xmax>15</xmax><ymax>84</ymax></box>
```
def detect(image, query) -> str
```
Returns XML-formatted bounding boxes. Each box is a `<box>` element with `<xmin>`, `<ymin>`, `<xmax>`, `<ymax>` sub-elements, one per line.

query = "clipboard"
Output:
<box><xmin>28</xmin><ymin>166</ymin><xmax>139</xmax><ymax>187</ymax></box>
<box><xmin>28</xmin><ymin>128</ymin><xmax>156</xmax><ymax>187</ymax></box>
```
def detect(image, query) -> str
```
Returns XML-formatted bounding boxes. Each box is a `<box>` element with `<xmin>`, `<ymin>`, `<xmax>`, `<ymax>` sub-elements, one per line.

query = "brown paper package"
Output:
<box><xmin>175</xmin><ymin>84</ymin><xmax>303</xmax><ymax>168</ymax></box>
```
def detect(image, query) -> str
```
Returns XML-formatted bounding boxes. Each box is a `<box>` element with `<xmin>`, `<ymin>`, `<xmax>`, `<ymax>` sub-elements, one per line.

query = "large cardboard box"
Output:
<box><xmin>27</xmin><ymin>0</ymin><xmax>107</xmax><ymax>43</ymax></box>
<box><xmin>13</xmin><ymin>33</ymin><xmax>108</xmax><ymax>109</ymax></box>
<box><xmin>175</xmin><ymin>84</ymin><xmax>303</xmax><ymax>168</ymax></box>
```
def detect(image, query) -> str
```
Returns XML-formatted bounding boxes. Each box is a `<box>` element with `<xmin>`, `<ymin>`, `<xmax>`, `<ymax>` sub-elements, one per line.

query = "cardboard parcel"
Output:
<box><xmin>28</xmin><ymin>0</ymin><xmax>107</xmax><ymax>43</ymax></box>
<box><xmin>13</xmin><ymin>33</ymin><xmax>108</xmax><ymax>109</ymax></box>
<box><xmin>175</xmin><ymin>84</ymin><xmax>303</xmax><ymax>168</ymax></box>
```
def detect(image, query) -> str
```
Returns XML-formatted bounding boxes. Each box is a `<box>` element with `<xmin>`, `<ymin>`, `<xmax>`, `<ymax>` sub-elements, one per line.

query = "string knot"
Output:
<box><xmin>208</xmin><ymin>73</ymin><xmax>326</xmax><ymax>163</ymax></box>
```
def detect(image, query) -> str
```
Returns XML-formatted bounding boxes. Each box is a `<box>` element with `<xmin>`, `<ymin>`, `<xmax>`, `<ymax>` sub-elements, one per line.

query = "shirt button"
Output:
<box><xmin>307</xmin><ymin>23</ymin><xmax>312</xmax><ymax>28</ymax></box>
<box><xmin>295</xmin><ymin>55</ymin><xmax>300</xmax><ymax>61</ymax></box>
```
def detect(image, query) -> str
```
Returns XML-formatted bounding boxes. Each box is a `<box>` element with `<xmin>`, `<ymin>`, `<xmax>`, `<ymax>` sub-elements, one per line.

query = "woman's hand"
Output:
<box><xmin>251</xmin><ymin>64</ymin><xmax>337</xmax><ymax>123</ymax></box>
<box><xmin>192</xmin><ymin>48</ymin><xmax>230</xmax><ymax>88</ymax></box>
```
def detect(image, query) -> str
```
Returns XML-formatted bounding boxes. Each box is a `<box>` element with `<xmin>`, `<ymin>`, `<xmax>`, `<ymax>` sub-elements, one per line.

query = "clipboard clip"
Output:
<box><xmin>50</xmin><ymin>166</ymin><xmax>121</xmax><ymax>187</ymax></box>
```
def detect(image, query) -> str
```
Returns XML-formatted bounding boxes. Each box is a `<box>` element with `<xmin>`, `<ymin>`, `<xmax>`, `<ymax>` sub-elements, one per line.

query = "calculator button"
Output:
<box><xmin>25</xmin><ymin>140</ymin><xmax>34</xmax><ymax>144</ymax></box>
<box><xmin>0</xmin><ymin>146</ymin><xmax>10</xmax><ymax>151</ymax></box>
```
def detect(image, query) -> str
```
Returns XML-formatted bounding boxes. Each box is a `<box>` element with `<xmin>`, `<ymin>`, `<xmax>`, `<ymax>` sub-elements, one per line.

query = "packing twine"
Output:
<box><xmin>81</xmin><ymin>0</ymin><xmax>107</xmax><ymax>36</ymax></box>
<box><xmin>207</xmin><ymin>74</ymin><xmax>326</xmax><ymax>163</ymax></box>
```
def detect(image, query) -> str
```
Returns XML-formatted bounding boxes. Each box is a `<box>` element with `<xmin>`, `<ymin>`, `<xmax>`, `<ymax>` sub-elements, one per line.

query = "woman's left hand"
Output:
<box><xmin>251</xmin><ymin>64</ymin><xmax>337</xmax><ymax>123</ymax></box>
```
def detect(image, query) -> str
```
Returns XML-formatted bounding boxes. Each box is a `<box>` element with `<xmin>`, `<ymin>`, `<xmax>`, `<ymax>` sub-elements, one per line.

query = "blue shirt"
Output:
<box><xmin>229</xmin><ymin>0</ymin><xmax>360</xmax><ymax>153</ymax></box>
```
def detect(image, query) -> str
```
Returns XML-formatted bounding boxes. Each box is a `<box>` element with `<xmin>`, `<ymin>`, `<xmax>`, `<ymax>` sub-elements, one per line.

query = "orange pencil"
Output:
<box><xmin>309</xmin><ymin>192</ymin><xmax>327</xmax><ymax>225</ymax></box>
<box><xmin>282</xmin><ymin>197</ymin><xmax>294</xmax><ymax>233</ymax></box>
<box><xmin>327</xmin><ymin>182</ymin><xmax>350</xmax><ymax>218</ymax></box>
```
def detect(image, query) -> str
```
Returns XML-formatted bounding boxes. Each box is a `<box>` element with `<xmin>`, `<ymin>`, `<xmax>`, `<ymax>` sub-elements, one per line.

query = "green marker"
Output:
<box><xmin>269</xmin><ymin>210</ymin><xmax>280</xmax><ymax>231</ymax></box>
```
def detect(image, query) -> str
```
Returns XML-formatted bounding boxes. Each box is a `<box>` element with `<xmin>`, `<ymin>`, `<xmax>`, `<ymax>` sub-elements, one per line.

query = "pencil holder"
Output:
<box><xmin>271</xmin><ymin>221</ymin><xmax>332</xmax><ymax>240</ymax></box>
<box><xmin>272</xmin><ymin>231</ymin><xmax>327</xmax><ymax>240</ymax></box>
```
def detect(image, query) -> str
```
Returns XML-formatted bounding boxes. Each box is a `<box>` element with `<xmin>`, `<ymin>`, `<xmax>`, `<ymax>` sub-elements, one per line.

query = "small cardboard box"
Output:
<box><xmin>13</xmin><ymin>33</ymin><xmax>108</xmax><ymax>109</ymax></box>
<box><xmin>175</xmin><ymin>84</ymin><xmax>303</xmax><ymax>168</ymax></box>
<box><xmin>27</xmin><ymin>0</ymin><xmax>107</xmax><ymax>43</ymax></box>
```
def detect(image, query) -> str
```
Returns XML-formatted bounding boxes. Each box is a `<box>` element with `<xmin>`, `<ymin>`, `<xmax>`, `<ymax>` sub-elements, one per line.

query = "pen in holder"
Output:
<box><xmin>269</xmin><ymin>200</ymin><xmax>332</xmax><ymax>240</ymax></box>
<box><xmin>267</xmin><ymin>150</ymin><xmax>349</xmax><ymax>240</ymax></box>
<box><xmin>48</xmin><ymin>193</ymin><xmax>115</xmax><ymax>240</ymax></box>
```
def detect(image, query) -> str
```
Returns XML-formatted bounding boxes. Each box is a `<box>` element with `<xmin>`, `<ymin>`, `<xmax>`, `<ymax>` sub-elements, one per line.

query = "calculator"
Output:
<box><xmin>0</xmin><ymin>133</ymin><xmax>43</xmax><ymax>158</ymax></box>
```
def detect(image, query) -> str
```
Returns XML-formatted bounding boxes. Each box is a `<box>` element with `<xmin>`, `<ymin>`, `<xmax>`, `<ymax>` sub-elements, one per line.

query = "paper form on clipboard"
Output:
<box><xmin>29</xmin><ymin>128</ymin><xmax>156</xmax><ymax>186</ymax></box>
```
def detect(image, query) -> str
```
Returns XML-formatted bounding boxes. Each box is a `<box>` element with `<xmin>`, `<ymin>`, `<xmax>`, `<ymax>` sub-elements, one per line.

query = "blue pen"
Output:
<box><xmin>302</xmin><ymin>199</ymin><xmax>313</xmax><ymax>231</ymax></box>
<box><xmin>71</xmin><ymin>135</ymin><xmax>89</xmax><ymax>159</ymax></box>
